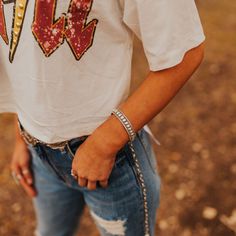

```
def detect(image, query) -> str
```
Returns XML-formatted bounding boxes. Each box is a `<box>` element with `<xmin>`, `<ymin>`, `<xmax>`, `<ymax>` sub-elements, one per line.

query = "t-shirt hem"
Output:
<box><xmin>17</xmin><ymin>115</ymin><xmax>107</xmax><ymax>144</ymax></box>
<box><xmin>0</xmin><ymin>103</ymin><xmax>17</xmax><ymax>114</ymax></box>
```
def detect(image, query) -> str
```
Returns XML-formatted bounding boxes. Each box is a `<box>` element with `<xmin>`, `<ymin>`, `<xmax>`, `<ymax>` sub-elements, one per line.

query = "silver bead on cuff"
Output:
<box><xmin>111</xmin><ymin>108</ymin><xmax>136</xmax><ymax>142</ymax></box>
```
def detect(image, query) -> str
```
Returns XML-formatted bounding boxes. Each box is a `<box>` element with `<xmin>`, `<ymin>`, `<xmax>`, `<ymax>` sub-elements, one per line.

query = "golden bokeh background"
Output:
<box><xmin>0</xmin><ymin>1</ymin><xmax>235</xmax><ymax>235</ymax></box>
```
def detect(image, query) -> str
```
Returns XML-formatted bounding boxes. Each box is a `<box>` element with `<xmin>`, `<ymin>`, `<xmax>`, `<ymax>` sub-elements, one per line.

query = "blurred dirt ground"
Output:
<box><xmin>0</xmin><ymin>0</ymin><xmax>235</xmax><ymax>235</ymax></box>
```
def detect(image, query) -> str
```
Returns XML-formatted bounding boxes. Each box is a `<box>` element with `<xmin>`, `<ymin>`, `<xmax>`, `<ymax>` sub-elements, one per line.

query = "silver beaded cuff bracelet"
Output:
<box><xmin>111</xmin><ymin>108</ymin><xmax>136</xmax><ymax>142</ymax></box>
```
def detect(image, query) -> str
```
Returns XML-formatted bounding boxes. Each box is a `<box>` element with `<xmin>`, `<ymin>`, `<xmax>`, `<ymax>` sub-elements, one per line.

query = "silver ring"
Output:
<box><xmin>70</xmin><ymin>169</ymin><xmax>78</xmax><ymax>180</ymax></box>
<box><xmin>11</xmin><ymin>172</ymin><xmax>21</xmax><ymax>185</ymax></box>
<box><xmin>22</xmin><ymin>169</ymin><xmax>29</xmax><ymax>175</ymax></box>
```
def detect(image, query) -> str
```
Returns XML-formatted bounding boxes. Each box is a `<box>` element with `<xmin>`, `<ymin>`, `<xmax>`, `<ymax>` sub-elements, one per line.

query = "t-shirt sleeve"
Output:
<box><xmin>122</xmin><ymin>0</ymin><xmax>206</xmax><ymax>71</ymax></box>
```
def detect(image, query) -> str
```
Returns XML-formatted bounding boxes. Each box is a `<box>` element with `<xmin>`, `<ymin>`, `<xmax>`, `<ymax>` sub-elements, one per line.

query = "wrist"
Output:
<box><xmin>14</xmin><ymin>138</ymin><xmax>28</xmax><ymax>151</ymax></box>
<box><xmin>93</xmin><ymin>114</ymin><xmax>130</xmax><ymax>154</ymax></box>
<box><xmin>111</xmin><ymin>108</ymin><xmax>136</xmax><ymax>142</ymax></box>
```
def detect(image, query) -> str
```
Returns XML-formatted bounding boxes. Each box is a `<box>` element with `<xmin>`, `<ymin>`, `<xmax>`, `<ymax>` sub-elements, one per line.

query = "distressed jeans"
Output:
<box><xmin>27</xmin><ymin>127</ymin><xmax>161</xmax><ymax>236</ymax></box>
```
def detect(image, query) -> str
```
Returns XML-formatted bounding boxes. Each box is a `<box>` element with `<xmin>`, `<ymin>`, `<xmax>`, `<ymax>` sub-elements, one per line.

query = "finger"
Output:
<box><xmin>19</xmin><ymin>178</ymin><xmax>37</xmax><ymax>198</ymax></box>
<box><xmin>70</xmin><ymin>169</ymin><xmax>77</xmax><ymax>179</ymax></box>
<box><xmin>11</xmin><ymin>171</ymin><xmax>20</xmax><ymax>185</ymax></box>
<box><xmin>12</xmin><ymin>165</ymin><xmax>24</xmax><ymax>183</ymax></box>
<box><xmin>99</xmin><ymin>180</ymin><xmax>108</xmax><ymax>188</ymax></box>
<box><xmin>13</xmin><ymin>166</ymin><xmax>37</xmax><ymax>198</ymax></box>
<box><xmin>71</xmin><ymin>170</ymin><xmax>80</xmax><ymax>184</ymax></box>
<box><xmin>21</xmin><ymin>167</ymin><xmax>33</xmax><ymax>185</ymax></box>
<box><xmin>87</xmin><ymin>180</ymin><xmax>97</xmax><ymax>190</ymax></box>
<box><xmin>12</xmin><ymin>159</ymin><xmax>31</xmax><ymax>185</ymax></box>
<box><xmin>78</xmin><ymin>177</ymin><xmax>87</xmax><ymax>187</ymax></box>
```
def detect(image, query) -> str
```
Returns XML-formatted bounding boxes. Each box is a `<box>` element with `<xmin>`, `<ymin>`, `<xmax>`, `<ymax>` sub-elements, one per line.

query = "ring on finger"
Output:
<box><xmin>71</xmin><ymin>169</ymin><xmax>78</xmax><ymax>180</ymax></box>
<box><xmin>11</xmin><ymin>172</ymin><xmax>18</xmax><ymax>183</ymax></box>
<box><xmin>11</xmin><ymin>172</ymin><xmax>21</xmax><ymax>185</ymax></box>
<box><xmin>70</xmin><ymin>169</ymin><xmax>76</xmax><ymax>176</ymax></box>
<box><xmin>22</xmin><ymin>169</ymin><xmax>29</xmax><ymax>175</ymax></box>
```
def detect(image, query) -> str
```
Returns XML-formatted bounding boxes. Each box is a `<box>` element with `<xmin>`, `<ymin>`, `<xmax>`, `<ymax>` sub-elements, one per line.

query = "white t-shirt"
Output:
<box><xmin>0</xmin><ymin>0</ymin><xmax>205</xmax><ymax>143</ymax></box>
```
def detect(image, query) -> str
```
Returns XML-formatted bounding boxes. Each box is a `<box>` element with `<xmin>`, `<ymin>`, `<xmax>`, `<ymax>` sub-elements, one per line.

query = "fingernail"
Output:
<box><xmin>27</xmin><ymin>179</ymin><xmax>33</xmax><ymax>184</ymax></box>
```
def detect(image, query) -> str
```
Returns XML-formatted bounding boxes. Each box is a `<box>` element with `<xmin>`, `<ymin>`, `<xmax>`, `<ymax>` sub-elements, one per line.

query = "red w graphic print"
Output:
<box><xmin>64</xmin><ymin>0</ymin><xmax>98</xmax><ymax>60</ymax></box>
<box><xmin>32</xmin><ymin>0</ymin><xmax>98</xmax><ymax>60</ymax></box>
<box><xmin>0</xmin><ymin>0</ymin><xmax>8</xmax><ymax>44</ymax></box>
<box><xmin>31</xmin><ymin>0</ymin><xmax>65</xmax><ymax>57</ymax></box>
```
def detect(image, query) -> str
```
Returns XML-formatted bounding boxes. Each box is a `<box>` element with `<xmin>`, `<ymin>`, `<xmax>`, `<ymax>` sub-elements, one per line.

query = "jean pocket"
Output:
<box><xmin>66</xmin><ymin>136</ymin><xmax>88</xmax><ymax>160</ymax></box>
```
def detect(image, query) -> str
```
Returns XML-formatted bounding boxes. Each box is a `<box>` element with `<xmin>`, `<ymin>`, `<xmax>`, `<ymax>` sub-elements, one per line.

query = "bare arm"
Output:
<box><xmin>14</xmin><ymin>115</ymin><xmax>25</xmax><ymax>145</ymax></box>
<box><xmin>11</xmin><ymin>115</ymin><xmax>37</xmax><ymax>197</ymax></box>
<box><xmin>72</xmin><ymin>42</ymin><xmax>205</xmax><ymax>190</ymax></box>
<box><xmin>95</xmin><ymin>42</ymin><xmax>205</xmax><ymax>150</ymax></box>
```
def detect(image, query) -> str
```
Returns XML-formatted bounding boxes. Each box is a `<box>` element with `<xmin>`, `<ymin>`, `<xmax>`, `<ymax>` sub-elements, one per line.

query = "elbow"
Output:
<box><xmin>190</xmin><ymin>41</ymin><xmax>205</xmax><ymax>70</ymax></box>
<box><xmin>149</xmin><ymin>42</ymin><xmax>205</xmax><ymax>80</ymax></box>
<box><xmin>197</xmin><ymin>42</ymin><xmax>205</xmax><ymax>65</ymax></box>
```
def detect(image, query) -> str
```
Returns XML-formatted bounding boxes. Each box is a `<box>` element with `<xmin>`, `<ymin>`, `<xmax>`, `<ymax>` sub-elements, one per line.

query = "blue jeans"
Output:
<box><xmin>27</xmin><ymin>127</ymin><xmax>161</xmax><ymax>236</ymax></box>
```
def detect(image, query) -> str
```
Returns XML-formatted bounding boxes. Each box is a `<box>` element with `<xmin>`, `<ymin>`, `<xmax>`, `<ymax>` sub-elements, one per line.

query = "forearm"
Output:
<box><xmin>119</xmin><ymin>43</ymin><xmax>205</xmax><ymax>131</ymax></box>
<box><xmin>13</xmin><ymin>114</ymin><xmax>25</xmax><ymax>145</ymax></box>
<box><xmin>93</xmin><ymin>43</ymin><xmax>205</xmax><ymax>152</ymax></box>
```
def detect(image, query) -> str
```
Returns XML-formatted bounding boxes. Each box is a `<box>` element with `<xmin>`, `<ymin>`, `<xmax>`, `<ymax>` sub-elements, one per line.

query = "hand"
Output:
<box><xmin>71</xmin><ymin>112</ymin><xmax>131</xmax><ymax>190</ymax></box>
<box><xmin>10</xmin><ymin>140</ymin><xmax>37</xmax><ymax>198</ymax></box>
<box><xmin>71</xmin><ymin>131</ymin><xmax>119</xmax><ymax>190</ymax></box>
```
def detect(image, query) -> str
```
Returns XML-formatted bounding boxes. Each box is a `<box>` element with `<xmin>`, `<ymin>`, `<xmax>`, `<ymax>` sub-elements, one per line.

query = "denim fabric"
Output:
<box><xmin>27</xmin><ymin>127</ymin><xmax>161</xmax><ymax>236</ymax></box>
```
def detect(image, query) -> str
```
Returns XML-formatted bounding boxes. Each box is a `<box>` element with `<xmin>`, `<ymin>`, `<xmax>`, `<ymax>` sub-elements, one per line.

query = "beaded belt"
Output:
<box><xmin>17</xmin><ymin>118</ymin><xmax>88</xmax><ymax>151</ymax></box>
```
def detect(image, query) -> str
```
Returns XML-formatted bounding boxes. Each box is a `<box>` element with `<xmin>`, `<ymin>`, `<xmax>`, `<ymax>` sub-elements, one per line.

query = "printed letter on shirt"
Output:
<box><xmin>64</xmin><ymin>0</ymin><xmax>98</xmax><ymax>60</ymax></box>
<box><xmin>32</xmin><ymin>0</ymin><xmax>66</xmax><ymax>57</ymax></box>
<box><xmin>32</xmin><ymin>0</ymin><xmax>98</xmax><ymax>60</ymax></box>
<box><xmin>0</xmin><ymin>0</ymin><xmax>8</xmax><ymax>44</ymax></box>
<box><xmin>3</xmin><ymin>0</ymin><xmax>98</xmax><ymax>62</ymax></box>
